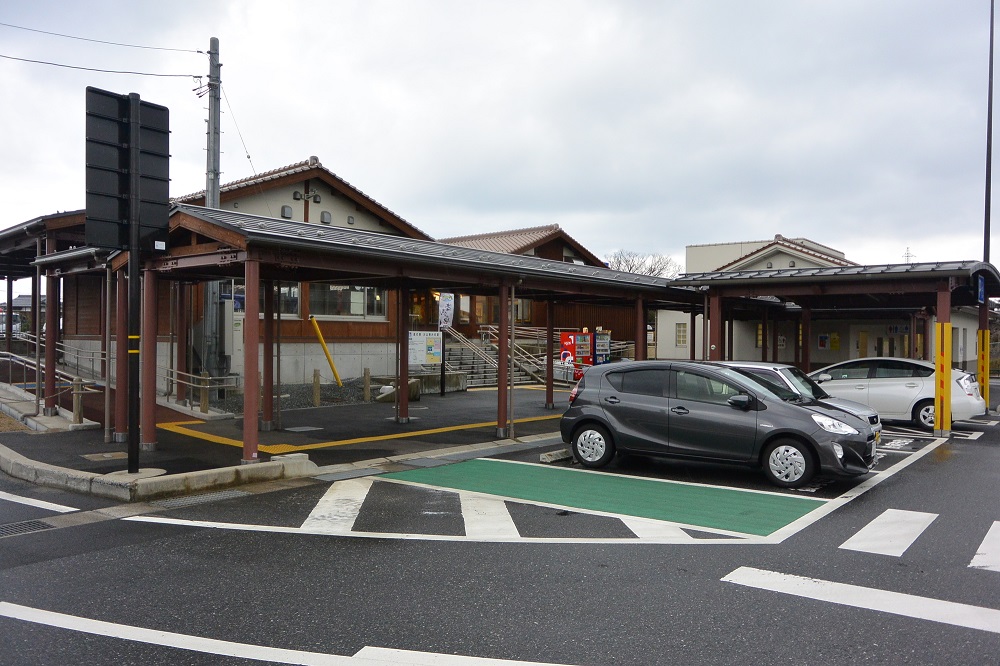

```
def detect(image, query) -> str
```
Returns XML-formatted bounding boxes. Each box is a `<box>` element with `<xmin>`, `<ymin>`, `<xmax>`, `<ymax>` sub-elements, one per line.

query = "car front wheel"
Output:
<box><xmin>912</xmin><ymin>399</ymin><xmax>934</xmax><ymax>430</ymax></box>
<box><xmin>762</xmin><ymin>439</ymin><xmax>815</xmax><ymax>488</ymax></box>
<box><xmin>572</xmin><ymin>424</ymin><xmax>615</xmax><ymax>468</ymax></box>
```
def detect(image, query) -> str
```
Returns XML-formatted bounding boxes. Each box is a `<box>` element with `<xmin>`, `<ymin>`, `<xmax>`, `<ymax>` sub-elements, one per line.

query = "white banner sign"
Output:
<box><xmin>438</xmin><ymin>293</ymin><xmax>455</xmax><ymax>330</ymax></box>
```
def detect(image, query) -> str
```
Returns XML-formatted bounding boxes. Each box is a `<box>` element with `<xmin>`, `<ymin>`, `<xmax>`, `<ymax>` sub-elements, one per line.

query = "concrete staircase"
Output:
<box><xmin>445</xmin><ymin>339</ymin><xmax>536</xmax><ymax>388</ymax></box>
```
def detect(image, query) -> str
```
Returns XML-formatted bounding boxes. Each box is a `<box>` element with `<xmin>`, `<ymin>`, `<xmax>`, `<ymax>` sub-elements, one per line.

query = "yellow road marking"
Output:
<box><xmin>157</xmin><ymin>413</ymin><xmax>563</xmax><ymax>455</ymax></box>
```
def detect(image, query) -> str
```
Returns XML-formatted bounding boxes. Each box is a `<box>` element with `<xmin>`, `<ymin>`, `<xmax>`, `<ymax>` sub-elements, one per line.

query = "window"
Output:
<box><xmin>828</xmin><ymin>361</ymin><xmax>874</xmax><ymax>380</ymax></box>
<box><xmin>309</xmin><ymin>284</ymin><xmax>386</xmax><ymax>319</ymax></box>
<box><xmin>756</xmin><ymin>324</ymin><xmax>763</xmax><ymax>349</ymax></box>
<box><xmin>675</xmin><ymin>370</ymin><xmax>741</xmax><ymax>405</ymax></box>
<box><xmin>280</xmin><ymin>205</ymin><xmax>293</xmax><ymax>219</ymax></box>
<box><xmin>320</xmin><ymin>211</ymin><xmax>332</xmax><ymax>224</ymax></box>
<box><xmin>675</xmin><ymin>322</ymin><xmax>688</xmax><ymax>347</ymax></box>
<box><xmin>620</xmin><ymin>369</ymin><xmax>666</xmax><ymax>397</ymax></box>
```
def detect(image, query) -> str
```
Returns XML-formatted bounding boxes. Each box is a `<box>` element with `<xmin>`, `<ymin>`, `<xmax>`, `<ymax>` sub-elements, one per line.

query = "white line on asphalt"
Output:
<box><xmin>970</xmin><ymin>521</ymin><xmax>1000</xmax><ymax>572</ymax></box>
<box><xmin>459</xmin><ymin>493</ymin><xmax>520</xmax><ymax>539</ymax></box>
<box><xmin>0</xmin><ymin>490</ymin><xmax>77</xmax><ymax>513</ymax></box>
<box><xmin>300</xmin><ymin>477</ymin><xmax>373</xmax><ymax>533</ymax></box>
<box><xmin>0</xmin><ymin>601</ymin><xmax>574</xmax><ymax>665</ymax></box>
<box><xmin>125</xmin><ymin>515</ymin><xmax>755</xmax><ymax>544</ymax></box>
<box><xmin>0</xmin><ymin>600</ymin><xmax>347</xmax><ymax>664</ymax></box>
<box><xmin>839</xmin><ymin>509</ymin><xmax>938</xmax><ymax>557</ymax></box>
<box><xmin>722</xmin><ymin>566</ymin><xmax>1000</xmax><ymax>634</ymax></box>
<box><xmin>354</xmin><ymin>646</ymin><xmax>570</xmax><ymax>665</ymax></box>
<box><xmin>620</xmin><ymin>517</ymin><xmax>695</xmax><ymax>540</ymax></box>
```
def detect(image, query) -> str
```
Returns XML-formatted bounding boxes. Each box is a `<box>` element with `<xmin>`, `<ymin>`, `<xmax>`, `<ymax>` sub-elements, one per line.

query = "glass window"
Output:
<box><xmin>874</xmin><ymin>360</ymin><xmax>931</xmax><ymax>378</ymax></box>
<box><xmin>675</xmin><ymin>322</ymin><xmax>687</xmax><ymax>347</ymax></box>
<box><xmin>620</xmin><ymin>369</ymin><xmax>665</xmax><ymax>397</ymax></box>
<box><xmin>827</xmin><ymin>360</ymin><xmax>874</xmax><ymax>380</ymax></box>
<box><xmin>309</xmin><ymin>284</ymin><xmax>386</xmax><ymax>319</ymax></box>
<box><xmin>675</xmin><ymin>370</ymin><xmax>741</xmax><ymax>405</ymax></box>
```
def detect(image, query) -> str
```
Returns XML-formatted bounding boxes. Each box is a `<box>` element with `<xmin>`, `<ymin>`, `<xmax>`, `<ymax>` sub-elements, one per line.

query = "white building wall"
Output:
<box><xmin>221</xmin><ymin>186</ymin><xmax>401</xmax><ymax>234</ymax></box>
<box><xmin>654</xmin><ymin>308</ymin><xmax>982</xmax><ymax>370</ymax></box>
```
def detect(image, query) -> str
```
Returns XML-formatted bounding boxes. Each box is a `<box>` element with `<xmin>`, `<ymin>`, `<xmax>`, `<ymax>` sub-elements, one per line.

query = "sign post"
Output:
<box><xmin>85</xmin><ymin>87</ymin><xmax>169</xmax><ymax>473</ymax></box>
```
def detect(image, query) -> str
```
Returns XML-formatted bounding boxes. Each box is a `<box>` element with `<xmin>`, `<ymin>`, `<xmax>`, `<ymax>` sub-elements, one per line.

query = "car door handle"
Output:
<box><xmin>905</xmin><ymin>383</ymin><xmax>918</xmax><ymax>388</ymax></box>
<box><xmin>854</xmin><ymin>384</ymin><xmax>866</xmax><ymax>390</ymax></box>
<box><xmin>605</xmin><ymin>396</ymin><xmax>620</xmax><ymax>405</ymax></box>
<box><xmin>671</xmin><ymin>406</ymin><xmax>689</xmax><ymax>415</ymax></box>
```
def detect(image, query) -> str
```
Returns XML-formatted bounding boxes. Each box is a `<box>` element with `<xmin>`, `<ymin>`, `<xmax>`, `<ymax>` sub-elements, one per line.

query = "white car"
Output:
<box><xmin>810</xmin><ymin>357</ymin><xmax>986</xmax><ymax>429</ymax></box>
<box><xmin>721</xmin><ymin>360</ymin><xmax>881</xmax><ymax>433</ymax></box>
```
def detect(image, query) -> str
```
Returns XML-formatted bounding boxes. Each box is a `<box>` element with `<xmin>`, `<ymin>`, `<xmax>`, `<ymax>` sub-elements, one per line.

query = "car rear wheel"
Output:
<box><xmin>912</xmin><ymin>399</ymin><xmax>934</xmax><ymax>430</ymax></box>
<box><xmin>572</xmin><ymin>424</ymin><xmax>615</xmax><ymax>468</ymax></box>
<box><xmin>762</xmin><ymin>439</ymin><xmax>815</xmax><ymax>488</ymax></box>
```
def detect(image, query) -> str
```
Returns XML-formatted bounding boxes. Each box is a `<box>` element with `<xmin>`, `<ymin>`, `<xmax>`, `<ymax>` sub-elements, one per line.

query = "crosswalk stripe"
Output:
<box><xmin>970</xmin><ymin>521</ymin><xmax>1000</xmax><ymax>572</ymax></box>
<box><xmin>300</xmin><ymin>478</ymin><xmax>373</xmax><ymax>533</ymax></box>
<box><xmin>839</xmin><ymin>509</ymin><xmax>937</xmax><ymax>556</ymax></box>
<box><xmin>459</xmin><ymin>493</ymin><xmax>520</xmax><ymax>539</ymax></box>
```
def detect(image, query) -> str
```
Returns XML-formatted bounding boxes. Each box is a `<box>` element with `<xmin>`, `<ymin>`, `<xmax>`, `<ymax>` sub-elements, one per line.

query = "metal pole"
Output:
<box><xmin>987</xmin><ymin>0</ymin><xmax>995</xmax><ymax>263</ymax></box>
<box><xmin>127</xmin><ymin>93</ymin><xmax>142</xmax><ymax>474</ymax></box>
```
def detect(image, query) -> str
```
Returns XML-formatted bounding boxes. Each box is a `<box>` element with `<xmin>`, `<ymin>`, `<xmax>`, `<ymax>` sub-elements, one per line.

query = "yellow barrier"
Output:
<box><xmin>308</xmin><ymin>315</ymin><xmax>343</xmax><ymax>387</ymax></box>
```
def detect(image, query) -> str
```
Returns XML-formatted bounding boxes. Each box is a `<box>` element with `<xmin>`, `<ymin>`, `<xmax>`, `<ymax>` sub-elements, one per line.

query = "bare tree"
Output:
<box><xmin>604</xmin><ymin>249</ymin><xmax>682</xmax><ymax>277</ymax></box>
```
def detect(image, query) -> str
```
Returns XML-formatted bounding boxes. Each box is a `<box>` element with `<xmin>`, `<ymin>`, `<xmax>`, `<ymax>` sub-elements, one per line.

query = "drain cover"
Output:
<box><xmin>0</xmin><ymin>520</ymin><xmax>53</xmax><ymax>539</ymax></box>
<box><xmin>151</xmin><ymin>489</ymin><xmax>251</xmax><ymax>509</ymax></box>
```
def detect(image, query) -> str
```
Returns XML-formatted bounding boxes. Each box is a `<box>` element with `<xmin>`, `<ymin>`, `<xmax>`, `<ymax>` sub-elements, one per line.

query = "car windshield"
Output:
<box><xmin>722</xmin><ymin>367</ymin><xmax>798</xmax><ymax>401</ymax></box>
<box><xmin>779</xmin><ymin>367</ymin><xmax>830</xmax><ymax>400</ymax></box>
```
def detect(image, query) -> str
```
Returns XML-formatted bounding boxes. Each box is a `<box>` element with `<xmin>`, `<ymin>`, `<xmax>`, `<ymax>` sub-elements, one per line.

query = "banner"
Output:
<box><xmin>438</xmin><ymin>293</ymin><xmax>455</xmax><ymax>330</ymax></box>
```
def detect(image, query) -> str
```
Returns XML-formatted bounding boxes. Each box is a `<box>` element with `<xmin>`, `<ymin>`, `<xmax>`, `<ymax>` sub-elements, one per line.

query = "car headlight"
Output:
<box><xmin>812</xmin><ymin>413</ymin><xmax>859</xmax><ymax>435</ymax></box>
<box><xmin>832</xmin><ymin>443</ymin><xmax>844</xmax><ymax>459</ymax></box>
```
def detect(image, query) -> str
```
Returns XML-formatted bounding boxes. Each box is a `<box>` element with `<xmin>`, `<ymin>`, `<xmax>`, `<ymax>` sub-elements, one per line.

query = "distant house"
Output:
<box><xmin>439</xmin><ymin>225</ymin><xmax>641</xmax><ymax>339</ymax></box>
<box><xmin>656</xmin><ymin>234</ymin><xmax>984</xmax><ymax>371</ymax></box>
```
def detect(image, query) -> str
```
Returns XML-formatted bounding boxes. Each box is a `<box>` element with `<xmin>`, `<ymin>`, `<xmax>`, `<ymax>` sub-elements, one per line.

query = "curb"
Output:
<box><xmin>0</xmin><ymin>444</ymin><xmax>319</xmax><ymax>502</ymax></box>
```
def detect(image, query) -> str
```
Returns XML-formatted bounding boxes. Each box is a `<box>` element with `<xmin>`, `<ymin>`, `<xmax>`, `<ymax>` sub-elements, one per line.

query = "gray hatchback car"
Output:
<box><xmin>560</xmin><ymin>360</ymin><xmax>878</xmax><ymax>488</ymax></box>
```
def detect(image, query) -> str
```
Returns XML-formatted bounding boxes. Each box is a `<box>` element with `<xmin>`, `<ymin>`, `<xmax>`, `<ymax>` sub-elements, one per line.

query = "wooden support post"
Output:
<box><xmin>140</xmin><ymin>269</ymin><xmax>158</xmax><ymax>451</ymax></box>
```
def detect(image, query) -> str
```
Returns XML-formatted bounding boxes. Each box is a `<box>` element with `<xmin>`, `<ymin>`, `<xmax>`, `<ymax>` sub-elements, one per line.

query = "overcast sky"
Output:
<box><xmin>1</xmin><ymin>1</ymin><xmax>996</xmax><ymax>295</ymax></box>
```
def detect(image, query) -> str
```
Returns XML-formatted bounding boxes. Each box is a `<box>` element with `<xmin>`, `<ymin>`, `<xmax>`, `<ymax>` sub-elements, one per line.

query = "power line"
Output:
<box><xmin>0</xmin><ymin>21</ymin><xmax>202</xmax><ymax>53</ymax></box>
<box><xmin>0</xmin><ymin>53</ymin><xmax>198</xmax><ymax>78</ymax></box>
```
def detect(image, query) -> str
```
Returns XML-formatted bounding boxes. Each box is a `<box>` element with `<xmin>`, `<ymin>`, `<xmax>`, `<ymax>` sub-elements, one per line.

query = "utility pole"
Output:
<box><xmin>202</xmin><ymin>37</ymin><xmax>223</xmax><ymax>384</ymax></box>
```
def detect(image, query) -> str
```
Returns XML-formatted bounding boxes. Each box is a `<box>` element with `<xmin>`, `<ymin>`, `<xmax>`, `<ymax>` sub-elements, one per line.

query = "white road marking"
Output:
<box><xmin>300</xmin><ymin>478</ymin><xmax>373</xmax><ymax>533</ymax></box>
<box><xmin>620</xmin><ymin>517</ymin><xmax>697</xmax><ymax>540</ymax></box>
<box><xmin>839</xmin><ymin>509</ymin><xmax>938</xmax><ymax>557</ymax></box>
<box><xmin>0</xmin><ymin>601</ymin><xmax>571</xmax><ymax>665</ymax></box>
<box><xmin>722</xmin><ymin>566</ymin><xmax>1000</xmax><ymax>634</ymax></box>
<box><xmin>355</xmin><ymin>646</ymin><xmax>569</xmax><ymax>665</ymax></box>
<box><xmin>459</xmin><ymin>493</ymin><xmax>520</xmax><ymax>539</ymax></box>
<box><xmin>0</xmin><ymin>490</ymin><xmax>77</xmax><ymax>513</ymax></box>
<box><xmin>970</xmin><ymin>521</ymin><xmax>1000</xmax><ymax>572</ymax></box>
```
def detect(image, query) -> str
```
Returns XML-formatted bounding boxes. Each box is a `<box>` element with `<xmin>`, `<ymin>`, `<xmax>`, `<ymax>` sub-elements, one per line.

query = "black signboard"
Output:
<box><xmin>84</xmin><ymin>87</ymin><xmax>170</xmax><ymax>252</ymax></box>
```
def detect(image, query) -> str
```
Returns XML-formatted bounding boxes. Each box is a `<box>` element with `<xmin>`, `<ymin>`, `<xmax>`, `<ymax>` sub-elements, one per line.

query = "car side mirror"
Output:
<box><xmin>815</xmin><ymin>373</ymin><xmax>832</xmax><ymax>383</ymax></box>
<box><xmin>728</xmin><ymin>394</ymin><xmax>754</xmax><ymax>411</ymax></box>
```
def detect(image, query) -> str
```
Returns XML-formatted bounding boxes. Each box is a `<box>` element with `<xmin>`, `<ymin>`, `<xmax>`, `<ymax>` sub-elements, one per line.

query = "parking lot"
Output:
<box><xmin>122</xmin><ymin>412</ymin><xmax>997</xmax><ymax>546</ymax></box>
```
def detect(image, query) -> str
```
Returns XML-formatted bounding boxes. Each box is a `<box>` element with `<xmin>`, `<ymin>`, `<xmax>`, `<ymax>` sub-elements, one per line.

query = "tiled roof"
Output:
<box><xmin>715</xmin><ymin>236</ymin><xmax>857</xmax><ymax>271</ymax></box>
<box><xmin>439</xmin><ymin>225</ymin><xmax>561</xmax><ymax>254</ymax></box>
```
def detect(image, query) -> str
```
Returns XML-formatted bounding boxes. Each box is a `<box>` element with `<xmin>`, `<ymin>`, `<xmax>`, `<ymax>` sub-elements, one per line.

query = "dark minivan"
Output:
<box><xmin>560</xmin><ymin>360</ymin><xmax>877</xmax><ymax>488</ymax></box>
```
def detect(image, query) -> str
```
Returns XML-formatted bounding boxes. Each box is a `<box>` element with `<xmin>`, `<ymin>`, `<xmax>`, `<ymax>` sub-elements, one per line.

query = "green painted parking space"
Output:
<box><xmin>381</xmin><ymin>459</ymin><xmax>826</xmax><ymax>537</ymax></box>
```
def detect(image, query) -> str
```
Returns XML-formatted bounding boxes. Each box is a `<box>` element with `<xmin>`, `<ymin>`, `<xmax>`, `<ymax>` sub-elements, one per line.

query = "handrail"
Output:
<box><xmin>443</xmin><ymin>326</ymin><xmax>497</xmax><ymax>369</ymax></box>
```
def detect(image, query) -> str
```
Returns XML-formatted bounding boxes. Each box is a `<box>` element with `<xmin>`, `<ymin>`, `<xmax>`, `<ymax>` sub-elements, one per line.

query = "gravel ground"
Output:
<box><xmin>0</xmin><ymin>410</ymin><xmax>31</xmax><ymax>432</ymax></box>
<box><xmin>212</xmin><ymin>376</ymin><xmax>384</xmax><ymax>415</ymax></box>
